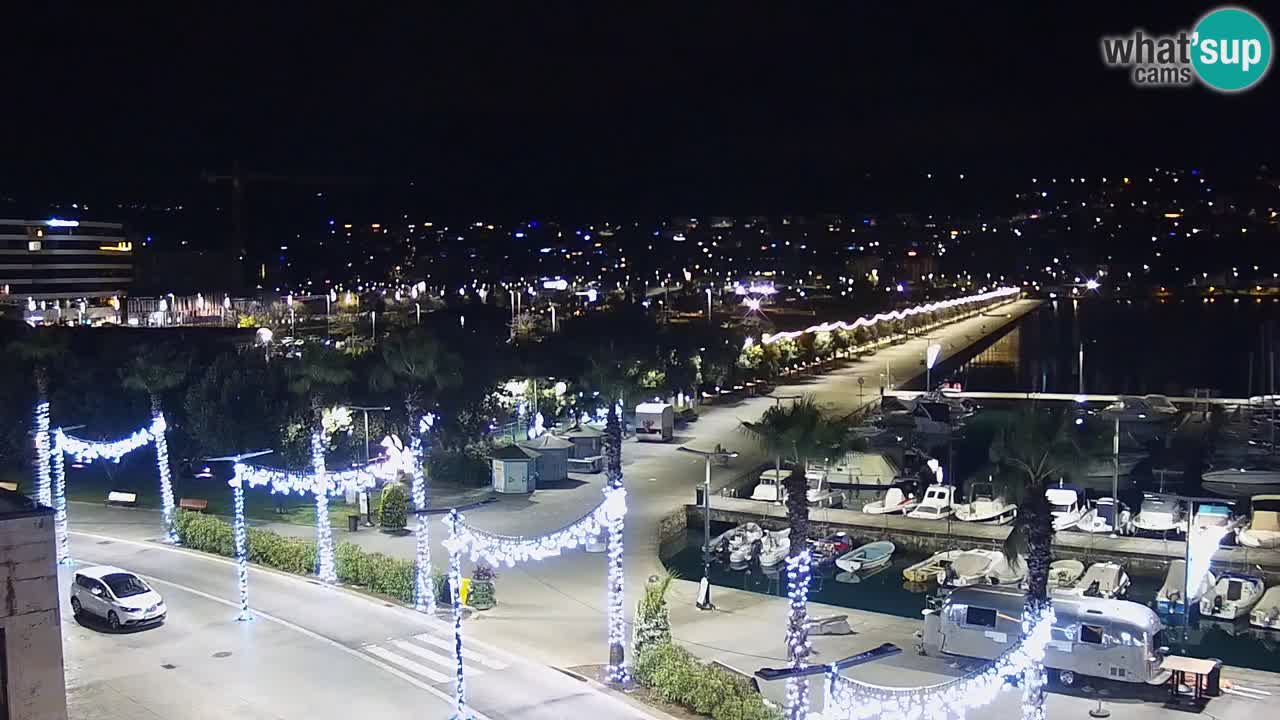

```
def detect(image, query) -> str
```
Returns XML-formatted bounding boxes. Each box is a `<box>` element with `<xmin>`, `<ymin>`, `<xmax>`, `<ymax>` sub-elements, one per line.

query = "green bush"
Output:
<box><xmin>175</xmin><ymin>510</ymin><xmax>416</xmax><ymax>605</ymax></box>
<box><xmin>634</xmin><ymin>642</ymin><xmax>780</xmax><ymax>720</ymax></box>
<box><xmin>379</xmin><ymin>482</ymin><xmax>409</xmax><ymax>530</ymax></box>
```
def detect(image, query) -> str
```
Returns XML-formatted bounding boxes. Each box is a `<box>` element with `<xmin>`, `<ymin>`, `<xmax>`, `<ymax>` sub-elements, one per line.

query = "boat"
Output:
<box><xmin>1082</xmin><ymin>452</ymin><xmax>1146</xmax><ymax>479</ymax></box>
<box><xmin>1156</xmin><ymin>560</ymin><xmax>1215</xmax><ymax>614</ymax></box>
<box><xmin>903</xmin><ymin>549</ymin><xmax>963</xmax><ymax>583</ymax></box>
<box><xmin>1131</xmin><ymin>493</ymin><xmax>1186</xmax><ymax>536</ymax></box>
<box><xmin>818</xmin><ymin>451</ymin><xmax>904</xmax><ymax>487</ymax></box>
<box><xmin>953</xmin><ymin>481</ymin><xmax>1017</xmax><ymax>525</ymax></box>
<box><xmin>1100</xmin><ymin>395</ymin><xmax>1178</xmax><ymax>423</ymax></box>
<box><xmin>835</xmin><ymin>540</ymin><xmax>896</xmax><ymax>573</ymax></box>
<box><xmin>724</xmin><ymin>523</ymin><xmax>766</xmax><ymax>564</ymax></box>
<box><xmin>938</xmin><ymin>549</ymin><xmax>1000</xmax><ymax>587</ymax></box>
<box><xmin>986</xmin><ymin>554</ymin><xmax>1026</xmax><ymax>586</ymax></box>
<box><xmin>1191</xmin><ymin>502</ymin><xmax>1236</xmax><ymax>531</ymax></box>
<box><xmin>1203</xmin><ymin>465</ymin><xmax>1280</xmax><ymax>486</ymax></box>
<box><xmin>1249</xmin><ymin>586</ymin><xmax>1280</xmax><ymax>629</ymax></box>
<box><xmin>1077</xmin><ymin>498</ymin><xmax>1131</xmax><ymax>535</ymax></box>
<box><xmin>757</xmin><ymin>528</ymin><xmax>791</xmax><ymax>567</ymax></box>
<box><xmin>806</xmin><ymin>474</ymin><xmax>845</xmax><ymax>508</ymax></box>
<box><xmin>1238</xmin><ymin>495</ymin><xmax>1280</xmax><ymax>548</ymax></box>
<box><xmin>750</xmin><ymin>470</ymin><xmax>785</xmax><ymax>502</ymax></box>
<box><xmin>810</xmin><ymin>532</ymin><xmax>853</xmax><ymax>567</ymax></box>
<box><xmin>1067</xmin><ymin>562</ymin><xmax>1130</xmax><ymax>599</ymax></box>
<box><xmin>1048</xmin><ymin>559</ymin><xmax>1085</xmax><ymax>588</ymax></box>
<box><xmin>907</xmin><ymin>485</ymin><xmax>956</xmax><ymax>520</ymax></box>
<box><xmin>1047</xmin><ymin>486</ymin><xmax>1085</xmax><ymax>531</ymax></box>
<box><xmin>1200</xmin><ymin>573</ymin><xmax>1266</xmax><ymax>620</ymax></box>
<box><xmin>862</xmin><ymin>485</ymin><xmax>918</xmax><ymax>515</ymax></box>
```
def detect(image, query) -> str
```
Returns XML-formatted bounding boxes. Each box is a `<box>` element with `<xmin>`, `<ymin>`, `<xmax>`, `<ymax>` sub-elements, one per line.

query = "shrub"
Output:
<box><xmin>469</xmin><ymin>563</ymin><xmax>496</xmax><ymax>610</ymax></box>
<box><xmin>634</xmin><ymin>642</ymin><xmax>780</xmax><ymax>720</ymax></box>
<box><xmin>633</xmin><ymin>572</ymin><xmax>674</xmax><ymax>656</ymax></box>
<box><xmin>379</xmin><ymin>482</ymin><xmax>409</xmax><ymax>530</ymax></box>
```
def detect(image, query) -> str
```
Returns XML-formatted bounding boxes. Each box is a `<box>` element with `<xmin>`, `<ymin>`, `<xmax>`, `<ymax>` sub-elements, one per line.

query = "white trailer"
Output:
<box><xmin>635</xmin><ymin>402</ymin><xmax>674</xmax><ymax>442</ymax></box>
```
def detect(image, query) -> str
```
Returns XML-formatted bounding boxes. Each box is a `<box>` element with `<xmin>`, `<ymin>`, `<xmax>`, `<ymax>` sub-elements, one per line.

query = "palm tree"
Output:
<box><xmin>8</xmin><ymin>330</ymin><xmax>67</xmax><ymax>505</ymax></box>
<box><xmin>993</xmin><ymin>406</ymin><xmax>1090</xmax><ymax>712</ymax></box>
<box><xmin>740</xmin><ymin>396</ymin><xmax>849</xmax><ymax>720</ymax></box>
<box><xmin>120</xmin><ymin>343</ymin><xmax>190</xmax><ymax>542</ymax></box>
<box><xmin>287</xmin><ymin>345</ymin><xmax>354</xmax><ymax>583</ymax></box>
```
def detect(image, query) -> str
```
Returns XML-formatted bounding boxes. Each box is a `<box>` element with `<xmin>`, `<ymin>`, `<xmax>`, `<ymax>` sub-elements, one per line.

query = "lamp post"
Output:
<box><xmin>706</xmin><ymin>287</ymin><xmax>712</xmax><ymax>325</ymax></box>
<box><xmin>678</xmin><ymin>445</ymin><xmax>738</xmax><ymax>610</ymax></box>
<box><xmin>925</xmin><ymin>342</ymin><xmax>942</xmax><ymax>392</ymax></box>
<box><xmin>350</xmin><ymin>405</ymin><xmax>392</xmax><ymax>523</ymax></box>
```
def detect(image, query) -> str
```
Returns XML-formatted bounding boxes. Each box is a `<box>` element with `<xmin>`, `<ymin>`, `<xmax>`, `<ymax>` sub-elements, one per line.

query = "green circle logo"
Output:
<box><xmin>1192</xmin><ymin>6</ymin><xmax>1272</xmax><ymax>92</ymax></box>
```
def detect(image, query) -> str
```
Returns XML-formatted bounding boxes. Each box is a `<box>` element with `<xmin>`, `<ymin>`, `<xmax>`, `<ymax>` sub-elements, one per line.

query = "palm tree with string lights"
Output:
<box><xmin>8</xmin><ymin>329</ymin><xmax>68</xmax><ymax>506</ymax></box>
<box><xmin>740</xmin><ymin>395</ymin><xmax>851</xmax><ymax>720</ymax></box>
<box><xmin>119</xmin><ymin>342</ymin><xmax>190</xmax><ymax>542</ymax></box>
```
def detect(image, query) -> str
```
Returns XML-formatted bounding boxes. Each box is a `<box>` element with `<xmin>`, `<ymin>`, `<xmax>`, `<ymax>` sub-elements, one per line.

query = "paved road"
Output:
<box><xmin>60</xmin><ymin>530</ymin><xmax>657</xmax><ymax>720</ymax></box>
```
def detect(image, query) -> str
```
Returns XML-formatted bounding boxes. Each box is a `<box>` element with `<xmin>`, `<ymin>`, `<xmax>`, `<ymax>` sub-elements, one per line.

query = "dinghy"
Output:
<box><xmin>862</xmin><ymin>485</ymin><xmax>918</xmax><ymax>515</ymax></box>
<box><xmin>1048</xmin><ymin>559</ymin><xmax>1085</xmax><ymax>588</ymax></box>
<box><xmin>810</xmin><ymin>532</ymin><xmax>853</xmax><ymax>567</ymax></box>
<box><xmin>1249</xmin><ymin>586</ymin><xmax>1280</xmax><ymax>630</ymax></box>
<box><xmin>1068</xmin><ymin>562</ymin><xmax>1130</xmax><ymax>599</ymax></box>
<box><xmin>938</xmin><ymin>549</ymin><xmax>1000</xmax><ymax>588</ymax></box>
<box><xmin>757</xmin><ymin>528</ymin><xmax>791</xmax><ymax>567</ymax></box>
<box><xmin>1200</xmin><ymin>573</ymin><xmax>1266</xmax><ymax>621</ymax></box>
<box><xmin>1156</xmin><ymin>559</ymin><xmax>1215</xmax><ymax>614</ymax></box>
<box><xmin>986</xmin><ymin>554</ymin><xmax>1026</xmax><ymax>586</ymax></box>
<box><xmin>835</xmin><ymin>540</ymin><xmax>896</xmax><ymax>573</ymax></box>
<box><xmin>902</xmin><ymin>549</ymin><xmax>962</xmax><ymax>583</ymax></box>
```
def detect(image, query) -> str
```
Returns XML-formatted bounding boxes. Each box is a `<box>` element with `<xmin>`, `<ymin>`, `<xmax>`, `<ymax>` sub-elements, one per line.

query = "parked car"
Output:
<box><xmin>71</xmin><ymin>565</ymin><xmax>166</xmax><ymax>630</ymax></box>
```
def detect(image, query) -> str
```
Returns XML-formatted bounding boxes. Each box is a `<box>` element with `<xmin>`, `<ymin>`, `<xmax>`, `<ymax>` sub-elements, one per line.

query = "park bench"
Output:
<box><xmin>179</xmin><ymin>497</ymin><xmax>209</xmax><ymax>512</ymax></box>
<box><xmin>106</xmin><ymin>491</ymin><xmax>138</xmax><ymax>506</ymax></box>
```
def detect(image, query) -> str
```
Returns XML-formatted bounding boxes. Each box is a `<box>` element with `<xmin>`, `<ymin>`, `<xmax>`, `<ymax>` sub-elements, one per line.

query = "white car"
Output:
<box><xmin>71</xmin><ymin>565</ymin><xmax>166</xmax><ymax>630</ymax></box>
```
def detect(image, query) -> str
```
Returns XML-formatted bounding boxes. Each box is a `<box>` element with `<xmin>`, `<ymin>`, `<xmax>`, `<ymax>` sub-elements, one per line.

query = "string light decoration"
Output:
<box><xmin>33</xmin><ymin>401</ymin><xmax>51</xmax><ymax>506</ymax></box>
<box><xmin>447</xmin><ymin>509</ymin><xmax>468</xmax><ymax>719</ymax></box>
<box><xmin>310</xmin><ymin>430</ymin><xmax>337</xmax><ymax>584</ymax></box>
<box><xmin>231</xmin><ymin>482</ymin><xmax>251</xmax><ymax>621</ymax></box>
<box><xmin>759</xmin><ymin>287</ymin><xmax>1020</xmax><ymax>346</ymax></box>
<box><xmin>412</xmin><ymin>412</ymin><xmax>437</xmax><ymax>614</ymax></box>
<box><xmin>824</xmin><ymin>609</ymin><xmax>1055</xmax><ymax>720</ymax></box>
<box><xmin>51</xmin><ymin>444</ymin><xmax>69</xmax><ymax>564</ymax></box>
<box><xmin>784</xmin><ymin>549</ymin><xmax>814</xmax><ymax>720</ymax></box>
<box><xmin>57</xmin><ymin>415</ymin><xmax>166</xmax><ymax>463</ymax></box>
<box><xmin>604</xmin><ymin>486</ymin><xmax>630</xmax><ymax>685</ymax></box>
<box><xmin>153</xmin><ymin>418</ymin><xmax>177</xmax><ymax>543</ymax></box>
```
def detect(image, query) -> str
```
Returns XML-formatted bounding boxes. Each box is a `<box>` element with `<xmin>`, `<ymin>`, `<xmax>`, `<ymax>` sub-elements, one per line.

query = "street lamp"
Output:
<box><xmin>678</xmin><ymin>444</ymin><xmax>738</xmax><ymax>610</ymax></box>
<box><xmin>925</xmin><ymin>342</ymin><xmax>942</xmax><ymax>392</ymax></box>
<box><xmin>350</xmin><ymin>405</ymin><xmax>392</xmax><ymax>525</ymax></box>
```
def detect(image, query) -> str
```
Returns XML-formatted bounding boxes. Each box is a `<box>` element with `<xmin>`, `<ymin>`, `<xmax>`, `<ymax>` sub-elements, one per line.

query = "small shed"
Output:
<box><xmin>519</xmin><ymin>434</ymin><xmax>574</xmax><ymax>484</ymax></box>
<box><xmin>491</xmin><ymin>445</ymin><xmax>540</xmax><ymax>494</ymax></box>
<box><xmin>635</xmin><ymin>402</ymin><xmax>674</xmax><ymax>442</ymax></box>
<box><xmin>562</xmin><ymin>424</ymin><xmax>605</xmax><ymax>459</ymax></box>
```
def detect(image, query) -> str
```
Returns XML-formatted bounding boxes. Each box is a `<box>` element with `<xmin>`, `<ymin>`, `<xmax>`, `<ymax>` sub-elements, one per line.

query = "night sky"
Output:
<box><xmin>3</xmin><ymin>2</ymin><xmax>1276</xmax><ymax>213</ymax></box>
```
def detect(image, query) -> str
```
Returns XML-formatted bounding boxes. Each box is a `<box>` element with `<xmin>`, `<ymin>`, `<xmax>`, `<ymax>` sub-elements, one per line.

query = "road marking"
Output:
<box><xmin>414</xmin><ymin>632</ymin><xmax>509</xmax><ymax>670</ymax></box>
<box><xmin>389</xmin><ymin>639</ymin><xmax>474</xmax><ymax>674</ymax></box>
<box><xmin>68</xmin><ymin>531</ymin><xmax>494</xmax><ymax>720</ymax></box>
<box><xmin>365</xmin><ymin>645</ymin><xmax>452</xmax><ymax>683</ymax></box>
<box><xmin>1230</xmin><ymin>684</ymin><xmax>1272</xmax><ymax>696</ymax></box>
<box><xmin>1223</xmin><ymin>688</ymin><xmax>1268</xmax><ymax>700</ymax></box>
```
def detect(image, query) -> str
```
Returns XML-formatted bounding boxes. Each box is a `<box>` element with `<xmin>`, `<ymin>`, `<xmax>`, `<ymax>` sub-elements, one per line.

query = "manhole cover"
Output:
<box><xmin>161</xmin><ymin>663</ymin><xmax>177</xmax><ymax>670</ymax></box>
<box><xmin>212</xmin><ymin>651</ymin><xmax>232</xmax><ymax>659</ymax></box>
<box><xmin>96</xmin><ymin>541</ymin><xmax>113</xmax><ymax>545</ymax></box>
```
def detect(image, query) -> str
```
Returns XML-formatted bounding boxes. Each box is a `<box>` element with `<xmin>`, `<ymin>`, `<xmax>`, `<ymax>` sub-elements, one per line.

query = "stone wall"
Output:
<box><xmin>1</xmin><ymin>510</ymin><xmax>68</xmax><ymax>720</ymax></box>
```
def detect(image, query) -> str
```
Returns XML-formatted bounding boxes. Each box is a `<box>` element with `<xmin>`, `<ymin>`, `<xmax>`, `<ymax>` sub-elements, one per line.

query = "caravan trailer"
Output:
<box><xmin>921</xmin><ymin>586</ymin><xmax>1167</xmax><ymax>688</ymax></box>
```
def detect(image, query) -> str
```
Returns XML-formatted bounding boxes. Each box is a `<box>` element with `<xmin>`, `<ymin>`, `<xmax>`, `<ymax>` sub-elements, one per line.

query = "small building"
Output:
<box><xmin>635</xmin><ymin>402</ymin><xmax>674</xmax><ymax>442</ymax></box>
<box><xmin>491</xmin><ymin>445</ymin><xmax>540</xmax><ymax>494</ymax></box>
<box><xmin>1</xmin><ymin>489</ymin><xmax>68</xmax><ymax>720</ymax></box>
<box><xmin>562</xmin><ymin>424</ymin><xmax>605</xmax><ymax>459</ymax></box>
<box><xmin>518</xmin><ymin>434</ymin><xmax>574</xmax><ymax>484</ymax></box>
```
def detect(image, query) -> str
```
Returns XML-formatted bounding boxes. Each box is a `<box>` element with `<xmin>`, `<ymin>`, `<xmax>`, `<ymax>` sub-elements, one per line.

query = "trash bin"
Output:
<box><xmin>1205</xmin><ymin>659</ymin><xmax>1223</xmax><ymax>697</ymax></box>
<box><xmin>348</xmin><ymin>514</ymin><xmax>360</xmax><ymax>532</ymax></box>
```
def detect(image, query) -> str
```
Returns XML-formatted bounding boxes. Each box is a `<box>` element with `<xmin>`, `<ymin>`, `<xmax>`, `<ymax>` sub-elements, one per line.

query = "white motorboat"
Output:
<box><xmin>1100</xmin><ymin>395</ymin><xmax>1178</xmax><ymax>423</ymax></box>
<box><xmin>724</xmin><ymin>523</ymin><xmax>766</xmax><ymax>564</ymax></box>
<box><xmin>986</xmin><ymin>554</ymin><xmax>1026</xmax><ymax>587</ymax></box>
<box><xmin>1077</xmin><ymin>498</ymin><xmax>1132</xmax><ymax>535</ymax></box>
<box><xmin>750</xmin><ymin>470</ymin><xmax>785</xmax><ymax>503</ymax></box>
<box><xmin>938</xmin><ymin>549</ymin><xmax>1000</xmax><ymax>587</ymax></box>
<box><xmin>1047</xmin><ymin>486</ymin><xmax>1085</xmax><ymax>531</ymax></box>
<box><xmin>1201</xmin><ymin>573</ymin><xmax>1266</xmax><ymax>621</ymax></box>
<box><xmin>1082</xmin><ymin>452</ymin><xmax>1146</xmax><ymax>479</ymax></box>
<box><xmin>1131</xmin><ymin>493</ymin><xmax>1186</xmax><ymax>535</ymax></box>
<box><xmin>907</xmin><ymin>485</ymin><xmax>956</xmax><ymax>520</ymax></box>
<box><xmin>862</xmin><ymin>485</ymin><xmax>918</xmax><ymax>515</ymax></box>
<box><xmin>1249</xmin><ymin>586</ymin><xmax>1280</xmax><ymax>629</ymax></box>
<box><xmin>953</xmin><ymin>481</ymin><xmax>1017</xmax><ymax>525</ymax></box>
<box><xmin>756</xmin><ymin>528</ymin><xmax>791</xmax><ymax>567</ymax></box>
<box><xmin>903</xmin><ymin>549</ymin><xmax>962</xmax><ymax>583</ymax></box>
<box><xmin>806</xmin><ymin>474</ymin><xmax>844</xmax><ymax>508</ymax></box>
<box><xmin>1191</xmin><ymin>502</ymin><xmax>1236</xmax><ymax>532</ymax></box>
<box><xmin>1156</xmin><ymin>559</ymin><xmax>1214</xmax><ymax>614</ymax></box>
<box><xmin>1048</xmin><ymin>559</ymin><xmax>1085</xmax><ymax>588</ymax></box>
<box><xmin>1067</xmin><ymin>562</ymin><xmax>1130</xmax><ymax>599</ymax></box>
<box><xmin>834</xmin><ymin>540</ymin><xmax>896</xmax><ymax>573</ymax></box>
<box><xmin>1237</xmin><ymin>495</ymin><xmax>1280</xmax><ymax>548</ymax></box>
<box><xmin>1203</xmin><ymin>465</ymin><xmax>1280</xmax><ymax>486</ymax></box>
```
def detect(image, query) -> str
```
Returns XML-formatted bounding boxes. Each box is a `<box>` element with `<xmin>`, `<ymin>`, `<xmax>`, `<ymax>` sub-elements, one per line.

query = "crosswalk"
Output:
<box><xmin>361</xmin><ymin>632</ymin><xmax>509</xmax><ymax>685</ymax></box>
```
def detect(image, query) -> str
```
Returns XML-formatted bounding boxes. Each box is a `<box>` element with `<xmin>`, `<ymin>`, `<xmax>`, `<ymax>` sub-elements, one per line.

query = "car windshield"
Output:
<box><xmin>102</xmin><ymin>573</ymin><xmax>150</xmax><ymax>598</ymax></box>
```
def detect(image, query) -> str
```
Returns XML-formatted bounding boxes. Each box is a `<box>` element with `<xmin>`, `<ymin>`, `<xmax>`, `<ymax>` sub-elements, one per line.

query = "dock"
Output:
<box><xmin>886</xmin><ymin>390</ymin><xmax>1255</xmax><ymax>406</ymax></box>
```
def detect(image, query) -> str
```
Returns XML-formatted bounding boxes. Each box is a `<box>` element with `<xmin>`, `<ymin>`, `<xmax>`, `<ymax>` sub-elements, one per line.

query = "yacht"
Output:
<box><xmin>1131</xmin><ymin>493</ymin><xmax>1186</xmax><ymax>536</ymax></box>
<box><xmin>1046</xmin><ymin>486</ymin><xmax>1085</xmax><ymax>531</ymax></box>
<box><xmin>862</xmin><ymin>484</ymin><xmax>918</xmax><ymax>515</ymax></box>
<box><xmin>1237</xmin><ymin>495</ymin><xmax>1280</xmax><ymax>548</ymax></box>
<box><xmin>1077</xmin><ymin>497</ymin><xmax>1131</xmax><ymax>535</ymax></box>
<box><xmin>907</xmin><ymin>485</ymin><xmax>956</xmax><ymax>520</ymax></box>
<box><xmin>1201</xmin><ymin>573</ymin><xmax>1266</xmax><ymax>621</ymax></box>
<box><xmin>1099</xmin><ymin>395</ymin><xmax>1178</xmax><ymax>424</ymax></box>
<box><xmin>953</xmin><ymin>481</ymin><xmax>1017</xmax><ymax>525</ymax></box>
<box><xmin>750</xmin><ymin>470</ymin><xmax>785</xmax><ymax>503</ymax></box>
<box><xmin>1156</xmin><ymin>559</ymin><xmax>1214</xmax><ymax>614</ymax></box>
<box><xmin>1066</xmin><ymin>562</ymin><xmax>1130</xmax><ymax>599</ymax></box>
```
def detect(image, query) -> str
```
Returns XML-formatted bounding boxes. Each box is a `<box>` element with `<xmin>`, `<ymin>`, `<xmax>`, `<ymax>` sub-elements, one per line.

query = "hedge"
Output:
<box><xmin>175</xmin><ymin>510</ymin><xmax>417</xmax><ymax>605</ymax></box>
<box><xmin>634</xmin><ymin>642</ymin><xmax>781</xmax><ymax>720</ymax></box>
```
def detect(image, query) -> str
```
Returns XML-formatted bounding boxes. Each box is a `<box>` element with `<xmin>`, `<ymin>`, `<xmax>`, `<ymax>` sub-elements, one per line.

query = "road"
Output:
<box><xmin>60</xmin><ymin>530</ymin><xmax>657</xmax><ymax>720</ymax></box>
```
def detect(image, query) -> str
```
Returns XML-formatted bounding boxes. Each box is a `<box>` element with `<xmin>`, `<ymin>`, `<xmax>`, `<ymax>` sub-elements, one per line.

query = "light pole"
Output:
<box><xmin>925</xmin><ymin>342</ymin><xmax>942</xmax><ymax>392</ymax></box>
<box><xmin>350</xmin><ymin>405</ymin><xmax>392</xmax><ymax>524</ymax></box>
<box><xmin>678</xmin><ymin>444</ymin><xmax>738</xmax><ymax>610</ymax></box>
<box><xmin>706</xmin><ymin>287</ymin><xmax>712</xmax><ymax>325</ymax></box>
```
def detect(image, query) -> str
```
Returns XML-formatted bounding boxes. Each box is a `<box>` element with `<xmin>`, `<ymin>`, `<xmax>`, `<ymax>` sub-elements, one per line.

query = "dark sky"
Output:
<box><xmin>2</xmin><ymin>2</ymin><xmax>1276</xmax><ymax>213</ymax></box>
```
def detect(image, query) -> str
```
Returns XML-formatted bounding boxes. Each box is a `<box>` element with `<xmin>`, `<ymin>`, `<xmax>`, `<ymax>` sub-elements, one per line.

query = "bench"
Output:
<box><xmin>106</xmin><ymin>491</ymin><xmax>138</xmax><ymax>506</ymax></box>
<box><xmin>178</xmin><ymin>497</ymin><xmax>209</xmax><ymax>512</ymax></box>
<box><xmin>0</xmin><ymin>481</ymin><xmax>18</xmax><ymax>492</ymax></box>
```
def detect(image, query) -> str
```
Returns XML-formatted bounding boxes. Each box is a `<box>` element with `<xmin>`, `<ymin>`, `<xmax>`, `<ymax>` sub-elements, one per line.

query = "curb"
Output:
<box><xmin>554</xmin><ymin>667</ymin><xmax>684</xmax><ymax>720</ymax></box>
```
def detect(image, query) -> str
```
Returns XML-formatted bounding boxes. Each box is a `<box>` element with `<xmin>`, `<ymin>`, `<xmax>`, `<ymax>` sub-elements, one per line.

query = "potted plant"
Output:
<box><xmin>468</xmin><ymin>563</ymin><xmax>497</xmax><ymax>610</ymax></box>
<box><xmin>378</xmin><ymin>481</ymin><xmax>408</xmax><ymax>534</ymax></box>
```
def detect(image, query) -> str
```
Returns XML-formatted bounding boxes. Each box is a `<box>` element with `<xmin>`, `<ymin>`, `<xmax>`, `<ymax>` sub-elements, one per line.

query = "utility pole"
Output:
<box><xmin>678</xmin><ymin>445</ymin><xmax>738</xmax><ymax>610</ymax></box>
<box><xmin>349</xmin><ymin>405</ymin><xmax>391</xmax><ymax>523</ymax></box>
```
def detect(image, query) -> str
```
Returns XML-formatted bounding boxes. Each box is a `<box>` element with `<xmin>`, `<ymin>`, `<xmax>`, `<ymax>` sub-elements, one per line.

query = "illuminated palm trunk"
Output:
<box><xmin>150</xmin><ymin>394</ymin><xmax>178</xmax><ymax>543</ymax></box>
<box><xmin>783</xmin><ymin>466</ymin><xmax>812</xmax><ymax>720</ymax></box>
<box><xmin>1018</xmin><ymin>482</ymin><xmax>1053</xmax><ymax>720</ymax></box>
<box><xmin>604</xmin><ymin>400</ymin><xmax>628</xmax><ymax>683</ymax></box>
<box><xmin>33</xmin><ymin>367</ymin><xmax>51</xmax><ymax>507</ymax></box>
<box><xmin>411</xmin><ymin>415</ymin><xmax>435</xmax><ymax>613</ymax></box>
<box><xmin>312</xmin><ymin>426</ymin><xmax>336</xmax><ymax>584</ymax></box>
